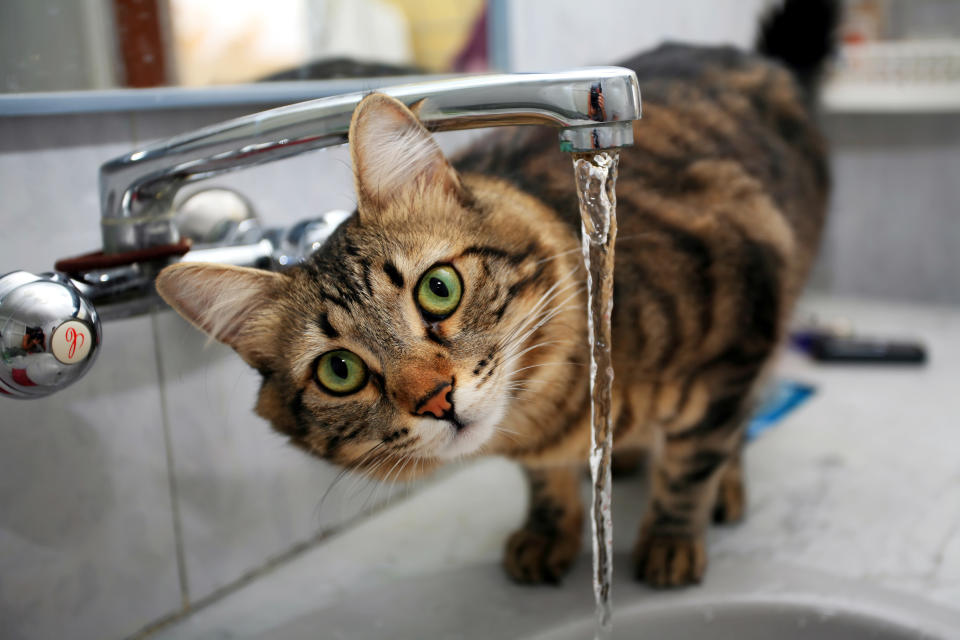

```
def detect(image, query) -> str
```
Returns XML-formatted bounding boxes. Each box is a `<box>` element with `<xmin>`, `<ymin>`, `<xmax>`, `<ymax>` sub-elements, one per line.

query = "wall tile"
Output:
<box><xmin>0</xmin><ymin>316</ymin><xmax>181</xmax><ymax>640</ymax></box>
<box><xmin>0</xmin><ymin>113</ymin><xmax>133</xmax><ymax>275</ymax></box>
<box><xmin>815</xmin><ymin>113</ymin><xmax>960</xmax><ymax>305</ymax></box>
<box><xmin>150</xmin><ymin>458</ymin><xmax>525</xmax><ymax>640</ymax></box>
<box><xmin>1</xmin><ymin>113</ymin><xmax>181</xmax><ymax>640</ymax></box>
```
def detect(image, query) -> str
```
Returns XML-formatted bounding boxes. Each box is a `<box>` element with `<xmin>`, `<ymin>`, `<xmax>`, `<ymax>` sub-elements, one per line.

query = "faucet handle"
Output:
<box><xmin>0</xmin><ymin>271</ymin><xmax>101</xmax><ymax>399</ymax></box>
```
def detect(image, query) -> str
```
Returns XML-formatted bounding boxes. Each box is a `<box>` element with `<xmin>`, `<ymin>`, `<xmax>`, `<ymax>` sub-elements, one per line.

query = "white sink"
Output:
<box><xmin>258</xmin><ymin>556</ymin><xmax>959</xmax><ymax>639</ymax></box>
<box><xmin>537</xmin><ymin>600</ymin><xmax>950</xmax><ymax>640</ymax></box>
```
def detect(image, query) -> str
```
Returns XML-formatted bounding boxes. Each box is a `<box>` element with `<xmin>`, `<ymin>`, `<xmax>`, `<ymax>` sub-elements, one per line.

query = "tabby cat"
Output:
<box><xmin>156</xmin><ymin>0</ymin><xmax>838</xmax><ymax>587</ymax></box>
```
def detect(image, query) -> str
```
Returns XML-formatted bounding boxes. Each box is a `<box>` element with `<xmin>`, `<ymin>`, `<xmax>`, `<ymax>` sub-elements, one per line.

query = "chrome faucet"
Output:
<box><xmin>100</xmin><ymin>68</ymin><xmax>641</xmax><ymax>254</ymax></box>
<box><xmin>1</xmin><ymin>68</ymin><xmax>641</xmax><ymax>398</ymax></box>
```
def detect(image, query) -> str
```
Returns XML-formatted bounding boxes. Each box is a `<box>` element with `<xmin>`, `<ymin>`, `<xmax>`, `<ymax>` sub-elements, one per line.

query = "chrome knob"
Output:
<box><xmin>0</xmin><ymin>271</ymin><xmax>101</xmax><ymax>399</ymax></box>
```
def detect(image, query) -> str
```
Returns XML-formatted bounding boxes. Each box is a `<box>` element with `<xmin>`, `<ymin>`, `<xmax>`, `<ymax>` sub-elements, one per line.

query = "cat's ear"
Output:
<box><xmin>349</xmin><ymin>93</ymin><xmax>464</xmax><ymax>210</ymax></box>
<box><xmin>156</xmin><ymin>263</ymin><xmax>284</xmax><ymax>365</ymax></box>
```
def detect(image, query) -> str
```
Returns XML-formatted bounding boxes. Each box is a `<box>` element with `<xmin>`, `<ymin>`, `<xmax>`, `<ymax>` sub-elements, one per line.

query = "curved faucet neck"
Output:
<box><xmin>98</xmin><ymin>68</ymin><xmax>641</xmax><ymax>255</ymax></box>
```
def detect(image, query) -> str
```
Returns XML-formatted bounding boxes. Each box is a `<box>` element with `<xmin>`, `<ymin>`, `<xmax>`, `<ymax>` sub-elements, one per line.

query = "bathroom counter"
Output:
<box><xmin>153</xmin><ymin>294</ymin><xmax>960</xmax><ymax>639</ymax></box>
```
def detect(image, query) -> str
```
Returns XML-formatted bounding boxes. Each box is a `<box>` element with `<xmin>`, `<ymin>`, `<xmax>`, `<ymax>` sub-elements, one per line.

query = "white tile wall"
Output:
<box><xmin>505</xmin><ymin>0</ymin><xmax>768</xmax><ymax>71</ymax></box>
<box><xmin>0</xmin><ymin>316</ymin><xmax>181</xmax><ymax>640</ymax></box>
<box><xmin>815</xmin><ymin>113</ymin><xmax>960</xmax><ymax>305</ymax></box>
<box><xmin>0</xmin><ymin>113</ymin><xmax>133</xmax><ymax>273</ymax></box>
<box><xmin>1</xmin><ymin>113</ymin><xmax>183</xmax><ymax>640</ymax></box>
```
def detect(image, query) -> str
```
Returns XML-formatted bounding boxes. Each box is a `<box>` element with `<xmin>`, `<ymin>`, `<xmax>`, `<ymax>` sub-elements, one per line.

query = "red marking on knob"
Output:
<box><xmin>11</xmin><ymin>368</ymin><xmax>36</xmax><ymax>387</ymax></box>
<box><xmin>65</xmin><ymin>327</ymin><xmax>85</xmax><ymax>360</ymax></box>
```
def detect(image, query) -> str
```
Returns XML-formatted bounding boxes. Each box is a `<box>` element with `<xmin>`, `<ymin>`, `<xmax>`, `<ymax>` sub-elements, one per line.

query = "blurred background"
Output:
<box><xmin>1</xmin><ymin>2</ymin><xmax>959</xmax><ymax>640</ymax></box>
<box><xmin>4</xmin><ymin>0</ymin><xmax>960</xmax><ymax>92</ymax></box>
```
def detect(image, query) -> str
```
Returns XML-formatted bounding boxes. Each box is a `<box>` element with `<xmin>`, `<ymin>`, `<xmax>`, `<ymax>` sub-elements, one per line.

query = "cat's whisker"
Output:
<box><xmin>352</xmin><ymin>448</ymin><xmax>400</xmax><ymax>491</ymax></box>
<box><xmin>513</xmin><ymin>276</ymin><xmax>584</xmax><ymax>330</ymax></box>
<box><xmin>525</xmin><ymin>267</ymin><xmax>580</xmax><ymax>312</ymax></box>
<box><xmin>505</xmin><ymin>298</ymin><xmax>578</xmax><ymax>349</ymax></box>
<box><xmin>316</xmin><ymin>440</ymin><xmax>388</xmax><ymax>518</ymax></box>
<box><xmin>357</xmin><ymin>472</ymin><xmax>389</xmax><ymax>512</ymax></box>
<box><xmin>359</xmin><ymin>474</ymin><xmax>390</xmax><ymax>516</ymax></box>
<box><xmin>503</xmin><ymin>340</ymin><xmax>567</xmax><ymax>364</ymax></box>
<box><xmin>361</xmin><ymin>450</ymin><xmax>408</xmax><ymax>512</ymax></box>
<box><xmin>535</xmin><ymin>246</ymin><xmax>586</xmax><ymax>266</ymax></box>
<box><xmin>503</xmin><ymin>380</ymin><xmax>565</xmax><ymax>395</ymax></box>
<box><xmin>369</xmin><ymin>461</ymin><xmax>400</xmax><ymax>509</ymax></box>
<box><xmin>345</xmin><ymin>453</ymin><xmax>390</xmax><ymax>497</ymax></box>
<box><xmin>501</xmin><ymin>346</ymin><xmax>578</xmax><ymax>394</ymax></box>
<box><xmin>503</xmin><ymin>381</ymin><xmax>552</xmax><ymax>391</ymax></box>
<box><xmin>510</xmin><ymin>361</ymin><xmax>581</xmax><ymax>375</ymax></box>
<box><xmin>496</xmin><ymin>273</ymin><xmax>583</xmax><ymax>350</ymax></box>
<box><xmin>493</xmin><ymin>422</ymin><xmax>522</xmax><ymax>436</ymax></box>
<box><xmin>501</xmin><ymin>332</ymin><xmax>578</xmax><ymax>368</ymax></box>
<box><xmin>383</xmin><ymin>453</ymin><xmax>407</xmax><ymax>484</ymax></box>
<box><xmin>346</xmin><ymin>473</ymin><xmax>380</xmax><ymax>512</ymax></box>
<box><xmin>501</xmin><ymin>310</ymin><xmax>576</xmax><ymax>362</ymax></box>
<box><xmin>504</xmin><ymin>338</ymin><xmax>579</xmax><ymax>366</ymax></box>
<box><xmin>484</xmin><ymin>424</ymin><xmax>522</xmax><ymax>449</ymax></box>
<box><xmin>356</xmin><ymin>440</ymin><xmax>391</xmax><ymax>468</ymax></box>
<box><xmin>502</xmin><ymin>375</ymin><xmax>558</xmax><ymax>387</ymax></box>
<box><xmin>501</xmin><ymin>290</ymin><xmax>584</xmax><ymax>354</ymax></box>
<box><xmin>381</xmin><ymin>454</ymin><xmax>417</xmax><ymax>504</ymax></box>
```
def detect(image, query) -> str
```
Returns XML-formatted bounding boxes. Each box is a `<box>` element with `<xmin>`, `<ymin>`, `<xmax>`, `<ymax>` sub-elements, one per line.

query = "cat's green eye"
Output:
<box><xmin>315</xmin><ymin>350</ymin><xmax>368</xmax><ymax>395</ymax></box>
<box><xmin>416</xmin><ymin>265</ymin><xmax>463</xmax><ymax>319</ymax></box>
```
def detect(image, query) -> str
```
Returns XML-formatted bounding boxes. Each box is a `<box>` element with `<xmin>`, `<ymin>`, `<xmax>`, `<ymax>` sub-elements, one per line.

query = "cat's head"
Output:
<box><xmin>156</xmin><ymin>94</ymin><xmax>584</xmax><ymax>479</ymax></box>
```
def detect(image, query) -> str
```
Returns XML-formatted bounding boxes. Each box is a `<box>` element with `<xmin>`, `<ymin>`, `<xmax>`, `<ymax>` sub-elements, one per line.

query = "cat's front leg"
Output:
<box><xmin>712</xmin><ymin>449</ymin><xmax>746</xmax><ymax>524</ymax></box>
<box><xmin>504</xmin><ymin>465</ymin><xmax>583</xmax><ymax>585</ymax></box>
<box><xmin>634</xmin><ymin>388</ymin><xmax>750</xmax><ymax>588</ymax></box>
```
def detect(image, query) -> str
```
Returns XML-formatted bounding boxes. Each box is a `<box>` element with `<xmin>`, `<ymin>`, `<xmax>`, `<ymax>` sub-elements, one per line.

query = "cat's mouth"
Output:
<box><xmin>423</xmin><ymin>383</ymin><xmax>506</xmax><ymax>459</ymax></box>
<box><xmin>438</xmin><ymin>407</ymin><xmax>467</xmax><ymax>431</ymax></box>
<box><xmin>433</xmin><ymin>410</ymin><xmax>497</xmax><ymax>459</ymax></box>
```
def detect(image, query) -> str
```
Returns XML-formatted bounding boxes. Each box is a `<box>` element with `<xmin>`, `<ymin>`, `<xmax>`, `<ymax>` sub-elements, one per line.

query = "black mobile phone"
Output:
<box><xmin>808</xmin><ymin>335</ymin><xmax>927</xmax><ymax>364</ymax></box>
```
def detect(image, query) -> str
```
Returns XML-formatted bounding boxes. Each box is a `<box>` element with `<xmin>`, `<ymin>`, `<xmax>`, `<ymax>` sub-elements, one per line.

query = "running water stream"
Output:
<box><xmin>572</xmin><ymin>150</ymin><xmax>620</xmax><ymax>640</ymax></box>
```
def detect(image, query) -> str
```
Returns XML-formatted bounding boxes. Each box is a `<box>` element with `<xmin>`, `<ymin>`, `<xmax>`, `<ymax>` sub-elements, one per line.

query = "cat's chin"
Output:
<box><xmin>417</xmin><ymin>404</ymin><xmax>503</xmax><ymax>461</ymax></box>
<box><xmin>435</xmin><ymin>418</ymin><xmax>496</xmax><ymax>460</ymax></box>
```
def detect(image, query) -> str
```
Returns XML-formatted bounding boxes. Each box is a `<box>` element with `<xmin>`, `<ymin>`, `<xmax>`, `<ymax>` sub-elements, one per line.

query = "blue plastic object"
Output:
<box><xmin>746</xmin><ymin>380</ymin><xmax>816</xmax><ymax>442</ymax></box>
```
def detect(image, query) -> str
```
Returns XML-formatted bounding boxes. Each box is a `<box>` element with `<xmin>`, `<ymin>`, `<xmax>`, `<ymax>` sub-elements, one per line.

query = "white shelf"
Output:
<box><xmin>822</xmin><ymin>81</ymin><xmax>960</xmax><ymax>113</ymax></box>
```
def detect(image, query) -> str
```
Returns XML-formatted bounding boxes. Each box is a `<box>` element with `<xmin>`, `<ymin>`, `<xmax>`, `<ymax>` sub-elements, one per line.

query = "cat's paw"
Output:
<box><xmin>503</xmin><ymin>527</ymin><xmax>579</xmax><ymax>585</ymax></box>
<box><xmin>712</xmin><ymin>464</ymin><xmax>745</xmax><ymax>524</ymax></box>
<box><xmin>633</xmin><ymin>532</ymin><xmax>706</xmax><ymax>588</ymax></box>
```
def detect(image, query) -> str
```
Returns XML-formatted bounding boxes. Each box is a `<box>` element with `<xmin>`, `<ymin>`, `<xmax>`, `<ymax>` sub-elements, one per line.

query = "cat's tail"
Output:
<box><xmin>756</xmin><ymin>0</ymin><xmax>841</xmax><ymax>93</ymax></box>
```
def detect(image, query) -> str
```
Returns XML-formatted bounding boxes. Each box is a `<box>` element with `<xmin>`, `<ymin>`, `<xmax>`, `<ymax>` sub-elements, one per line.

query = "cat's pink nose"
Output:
<box><xmin>414</xmin><ymin>382</ymin><xmax>453</xmax><ymax>419</ymax></box>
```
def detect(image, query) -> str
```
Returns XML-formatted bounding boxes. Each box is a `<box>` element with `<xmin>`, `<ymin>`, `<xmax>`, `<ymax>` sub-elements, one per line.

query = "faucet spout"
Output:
<box><xmin>99</xmin><ymin>67</ymin><xmax>641</xmax><ymax>255</ymax></box>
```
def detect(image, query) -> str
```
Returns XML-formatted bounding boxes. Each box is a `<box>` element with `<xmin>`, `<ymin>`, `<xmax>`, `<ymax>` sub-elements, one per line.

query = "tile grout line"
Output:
<box><xmin>150</xmin><ymin>310</ymin><xmax>191</xmax><ymax>610</ymax></box>
<box><xmin>126</xmin><ymin>479</ymin><xmax>426</xmax><ymax>639</ymax></box>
